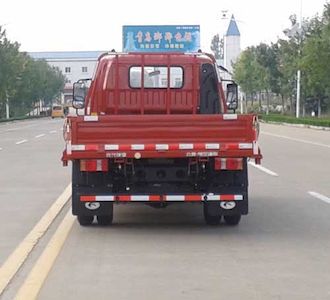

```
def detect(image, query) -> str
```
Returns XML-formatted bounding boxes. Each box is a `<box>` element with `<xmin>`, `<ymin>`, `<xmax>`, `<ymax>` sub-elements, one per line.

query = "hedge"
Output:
<box><xmin>259</xmin><ymin>114</ymin><xmax>330</xmax><ymax>127</ymax></box>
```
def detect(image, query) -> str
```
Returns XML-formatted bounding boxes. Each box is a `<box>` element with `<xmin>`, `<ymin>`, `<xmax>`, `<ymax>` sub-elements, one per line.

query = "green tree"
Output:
<box><xmin>234</xmin><ymin>5</ymin><xmax>330</xmax><ymax>116</ymax></box>
<box><xmin>233</xmin><ymin>46</ymin><xmax>266</xmax><ymax>111</ymax></box>
<box><xmin>0</xmin><ymin>27</ymin><xmax>65</xmax><ymax>118</ymax></box>
<box><xmin>0</xmin><ymin>26</ymin><xmax>25</xmax><ymax>117</ymax></box>
<box><xmin>276</xmin><ymin>39</ymin><xmax>298</xmax><ymax>113</ymax></box>
<box><xmin>301</xmin><ymin>3</ymin><xmax>330</xmax><ymax>114</ymax></box>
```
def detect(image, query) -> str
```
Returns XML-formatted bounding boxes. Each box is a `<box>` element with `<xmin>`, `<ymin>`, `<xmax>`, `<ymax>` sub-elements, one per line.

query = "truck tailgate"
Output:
<box><xmin>63</xmin><ymin>114</ymin><xmax>261</xmax><ymax>161</ymax></box>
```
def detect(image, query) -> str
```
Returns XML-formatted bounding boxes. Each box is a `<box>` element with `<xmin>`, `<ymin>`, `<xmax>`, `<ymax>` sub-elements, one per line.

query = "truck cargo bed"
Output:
<box><xmin>63</xmin><ymin>114</ymin><xmax>261</xmax><ymax>161</ymax></box>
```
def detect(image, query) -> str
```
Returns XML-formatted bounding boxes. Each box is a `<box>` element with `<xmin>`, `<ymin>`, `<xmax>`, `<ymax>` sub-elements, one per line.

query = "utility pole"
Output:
<box><xmin>296</xmin><ymin>0</ymin><xmax>303</xmax><ymax>118</ymax></box>
<box><xmin>296</xmin><ymin>70</ymin><xmax>301</xmax><ymax>118</ymax></box>
<box><xmin>6</xmin><ymin>92</ymin><xmax>10</xmax><ymax>119</ymax></box>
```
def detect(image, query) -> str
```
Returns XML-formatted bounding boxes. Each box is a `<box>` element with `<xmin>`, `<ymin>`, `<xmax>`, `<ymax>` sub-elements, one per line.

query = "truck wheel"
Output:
<box><xmin>97</xmin><ymin>215</ymin><xmax>113</xmax><ymax>226</ymax></box>
<box><xmin>224</xmin><ymin>215</ymin><xmax>241</xmax><ymax>226</ymax></box>
<box><xmin>77</xmin><ymin>215</ymin><xmax>94</xmax><ymax>226</ymax></box>
<box><xmin>204</xmin><ymin>214</ymin><xmax>221</xmax><ymax>225</ymax></box>
<box><xmin>97</xmin><ymin>203</ymin><xmax>113</xmax><ymax>226</ymax></box>
<box><xmin>203</xmin><ymin>203</ymin><xmax>221</xmax><ymax>225</ymax></box>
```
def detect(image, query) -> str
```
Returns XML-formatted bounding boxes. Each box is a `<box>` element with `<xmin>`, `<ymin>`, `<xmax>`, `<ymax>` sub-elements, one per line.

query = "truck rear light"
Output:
<box><xmin>80</xmin><ymin>159</ymin><xmax>108</xmax><ymax>172</ymax></box>
<box><xmin>71</xmin><ymin>144</ymin><xmax>99</xmax><ymax>151</ymax></box>
<box><xmin>214</xmin><ymin>158</ymin><xmax>243</xmax><ymax>171</ymax></box>
<box><xmin>85</xmin><ymin>145</ymin><xmax>99</xmax><ymax>151</ymax></box>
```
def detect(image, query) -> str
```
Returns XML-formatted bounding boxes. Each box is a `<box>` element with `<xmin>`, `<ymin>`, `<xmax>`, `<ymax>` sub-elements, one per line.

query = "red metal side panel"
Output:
<box><xmin>62</xmin><ymin>114</ymin><xmax>262</xmax><ymax>162</ymax></box>
<box><xmin>70</xmin><ymin>115</ymin><xmax>253</xmax><ymax>144</ymax></box>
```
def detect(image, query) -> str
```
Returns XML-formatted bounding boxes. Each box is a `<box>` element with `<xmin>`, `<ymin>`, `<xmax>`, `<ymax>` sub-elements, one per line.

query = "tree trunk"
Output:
<box><xmin>241</xmin><ymin>92</ymin><xmax>245</xmax><ymax>114</ymax></box>
<box><xmin>251</xmin><ymin>93</ymin><xmax>254</xmax><ymax>112</ymax></box>
<box><xmin>245</xmin><ymin>95</ymin><xmax>248</xmax><ymax>114</ymax></box>
<box><xmin>318</xmin><ymin>98</ymin><xmax>321</xmax><ymax>117</ymax></box>
<box><xmin>290</xmin><ymin>97</ymin><xmax>294</xmax><ymax>115</ymax></box>
<box><xmin>266</xmin><ymin>91</ymin><xmax>270</xmax><ymax>115</ymax></box>
<box><xmin>281</xmin><ymin>94</ymin><xmax>285</xmax><ymax>114</ymax></box>
<box><xmin>302</xmin><ymin>103</ymin><xmax>305</xmax><ymax>117</ymax></box>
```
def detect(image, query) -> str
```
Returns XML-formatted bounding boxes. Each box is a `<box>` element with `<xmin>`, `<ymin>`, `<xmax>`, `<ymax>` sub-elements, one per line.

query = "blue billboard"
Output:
<box><xmin>123</xmin><ymin>25</ymin><xmax>200</xmax><ymax>53</ymax></box>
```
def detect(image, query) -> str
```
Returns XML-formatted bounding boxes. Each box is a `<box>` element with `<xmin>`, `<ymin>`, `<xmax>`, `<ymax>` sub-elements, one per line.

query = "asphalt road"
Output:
<box><xmin>0</xmin><ymin>119</ymin><xmax>330</xmax><ymax>300</ymax></box>
<box><xmin>0</xmin><ymin>118</ymin><xmax>70</xmax><ymax>265</ymax></box>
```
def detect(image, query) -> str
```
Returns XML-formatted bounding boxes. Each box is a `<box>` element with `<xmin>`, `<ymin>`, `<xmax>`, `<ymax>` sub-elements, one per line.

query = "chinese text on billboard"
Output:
<box><xmin>123</xmin><ymin>25</ymin><xmax>200</xmax><ymax>53</ymax></box>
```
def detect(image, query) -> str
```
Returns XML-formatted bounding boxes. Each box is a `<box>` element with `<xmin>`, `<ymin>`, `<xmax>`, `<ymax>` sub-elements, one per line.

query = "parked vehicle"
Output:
<box><xmin>51</xmin><ymin>104</ymin><xmax>65</xmax><ymax>118</ymax></box>
<box><xmin>62</xmin><ymin>52</ymin><xmax>262</xmax><ymax>226</ymax></box>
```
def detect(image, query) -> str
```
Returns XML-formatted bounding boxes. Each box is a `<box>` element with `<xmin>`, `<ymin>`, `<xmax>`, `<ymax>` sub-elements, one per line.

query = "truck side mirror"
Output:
<box><xmin>226</xmin><ymin>83</ymin><xmax>238</xmax><ymax>110</ymax></box>
<box><xmin>72</xmin><ymin>79</ymin><xmax>91</xmax><ymax>109</ymax></box>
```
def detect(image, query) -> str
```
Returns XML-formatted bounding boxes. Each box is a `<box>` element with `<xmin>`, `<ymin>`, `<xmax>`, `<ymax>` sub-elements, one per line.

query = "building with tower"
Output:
<box><xmin>223</xmin><ymin>15</ymin><xmax>241</xmax><ymax>76</ymax></box>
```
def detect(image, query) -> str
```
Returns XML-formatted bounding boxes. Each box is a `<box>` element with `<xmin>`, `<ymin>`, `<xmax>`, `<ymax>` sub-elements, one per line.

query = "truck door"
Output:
<box><xmin>199</xmin><ymin>63</ymin><xmax>220</xmax><ymax>114</ymax></box>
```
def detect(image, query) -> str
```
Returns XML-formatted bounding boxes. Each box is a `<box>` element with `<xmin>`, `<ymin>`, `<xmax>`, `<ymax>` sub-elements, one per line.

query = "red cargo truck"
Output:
<box><xmin>62</xmin><ymin>51</ymin><xmax>262</xmax><ymax>226</ymax></box>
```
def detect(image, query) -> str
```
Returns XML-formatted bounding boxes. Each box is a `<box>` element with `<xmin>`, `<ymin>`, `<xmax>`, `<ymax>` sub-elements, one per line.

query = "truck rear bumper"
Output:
<box><xmin>72</xmin><ymin>192</ymin><xmax>248</xmax><ymax>216</ymax></box>
<box><xmin>80</xmin><ymin>194</ymin><xmax>243</xmax><ymax>202</ymax></box>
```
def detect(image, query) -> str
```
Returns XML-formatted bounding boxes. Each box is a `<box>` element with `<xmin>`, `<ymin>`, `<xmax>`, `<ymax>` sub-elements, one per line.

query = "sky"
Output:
<box><xmin>0</xmin><ymin>0</ymin><xmax>328</xmax><ymax>53</ymax></box>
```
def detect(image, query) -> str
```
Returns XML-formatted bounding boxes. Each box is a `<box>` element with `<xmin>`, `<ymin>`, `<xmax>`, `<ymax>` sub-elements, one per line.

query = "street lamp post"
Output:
<box><xmin>296</xmin><ymin>70</ymin><xmax>301</xmax><ymax>118</ymax></box>
<box><xmin>283</xmin><ymin>0</ymin><xmax>303</xmax><ymax>118</ymax></box>
<box><xmin>296</xmin><ymin>0</ymin><xmax>303</xmax><ymax>118</ymax></box>
<box><xmin>6</xmin><ymin>91</ymin><xmax>9</xmax><ymax>119</ymax></box>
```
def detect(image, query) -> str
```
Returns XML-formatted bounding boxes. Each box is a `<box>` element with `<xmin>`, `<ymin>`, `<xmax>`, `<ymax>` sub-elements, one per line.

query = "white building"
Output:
<box><xmin>29</xmin><ymin>51</ymin><xmax>105</xmax><ymax>103</ymax></box>
<box><xmin>223</xmin><ymin>15</ymin><xmax>241</xmax><ymax>75</ymax></box>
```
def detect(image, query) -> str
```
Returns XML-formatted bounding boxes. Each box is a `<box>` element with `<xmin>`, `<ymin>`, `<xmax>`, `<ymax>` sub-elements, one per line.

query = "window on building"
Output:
<box><xmin>65</xmin><ymin>67</ymin><xmax>71</xmax><ymax>73</ymax></box>
<box><xmin>129</xmin><ymin>66</ymin><xmax>183</xmax><ymax>89</ymax></box>
<box><xmin>82</xmin><ymin>66</ymin><xmax>88</xmax><ymax>73</ymax></box>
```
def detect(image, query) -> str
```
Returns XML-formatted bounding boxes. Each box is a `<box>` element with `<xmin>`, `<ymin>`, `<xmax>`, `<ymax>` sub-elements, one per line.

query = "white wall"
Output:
<box><xmin>224</xmin><ymin>35</ymin><xmax>241</xmax><ymax>74</ymax></box>
<box><xmin>46</xmin><ymin>59</ymin><xmax>98</xmax><ymax>86</ymax></box>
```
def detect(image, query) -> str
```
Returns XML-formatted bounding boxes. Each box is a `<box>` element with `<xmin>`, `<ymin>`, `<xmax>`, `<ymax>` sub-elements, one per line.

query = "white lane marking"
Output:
<box><xmin>262</xmin><ymin>132</ymin><xmax>330</xmax><ymax>149</ymax></box>
<box><xmin>308</xmin><ymin>191</ymin><xmax>330</xmax><ymax>204</ymax></box>
<box><xmin>15</xmin><ymin>139</ymin><xmax>28</xmax><ymax>145</ymax></box>
<box><xmin>49</xmin><ymin>130</ymin><xmax>57</xmax><ymax>134</ymax></box>
<box><xmin>248</xmin><ymin>162</ymin><xmax>279</xmax><ymax>177</ymax></box>
<box><xmin>1</xmin><ymin>123</ymin><xmax>41</xmax><ymax>133</ymax></box>
<box><xmin>35</xmin><ymin>134</ymin><xmax>45</xmax><ymax>138</ymax></box>
<box><xmin>0</xmin><ymin>148</ymin><xmax>2</xmax><ymax>151</ymax></box>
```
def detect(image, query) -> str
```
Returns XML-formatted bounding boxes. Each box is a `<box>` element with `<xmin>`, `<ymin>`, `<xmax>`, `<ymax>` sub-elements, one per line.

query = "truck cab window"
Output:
<box><xmin>170</xmin><ymin>67</ymin><xmax>183</xmax><ymax>88</ymax></box>
<box><xmin>129</xmin><ymin>66</ymin><xmax>183</xmax><ymax>89</ymax></box>
<box><xmin>129</xmin><ymin>67</ymin><xmax>142</xmax><ymax>88</ymax></box>
<box><xmin>144</xmin><ymin>67</ymin><xmax>167</xmax><ymax>88</ymax></box>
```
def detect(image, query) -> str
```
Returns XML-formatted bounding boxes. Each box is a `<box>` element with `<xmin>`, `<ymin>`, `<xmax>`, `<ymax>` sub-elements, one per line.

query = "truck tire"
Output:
<box><xmin>97</xmin><ymin>215</ymin><xmax>113</xmax><ymax>226</ymax></box>
<box><xmin>224</xmin><ymin>214</ymin><xmax>241</xmax><ymax>226</ymax></box>
<box><xmin>77</xmin><ymin>215</ymin><xmax>94</xmax><ymax>226</ymax></box>
<box><xmin>203</xmin><ymin>203</ymin><xmax>221</xmax><ymax>225</ymax></box>
<box><xmin>96</xmin><ymin>203</ymin><xmax>113</xmax><ymax>226</ymax></box>
<box><xmin>204</xmin><ymin>214</ymin><xmax>221</xmax><ymax>225</ymax></box>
